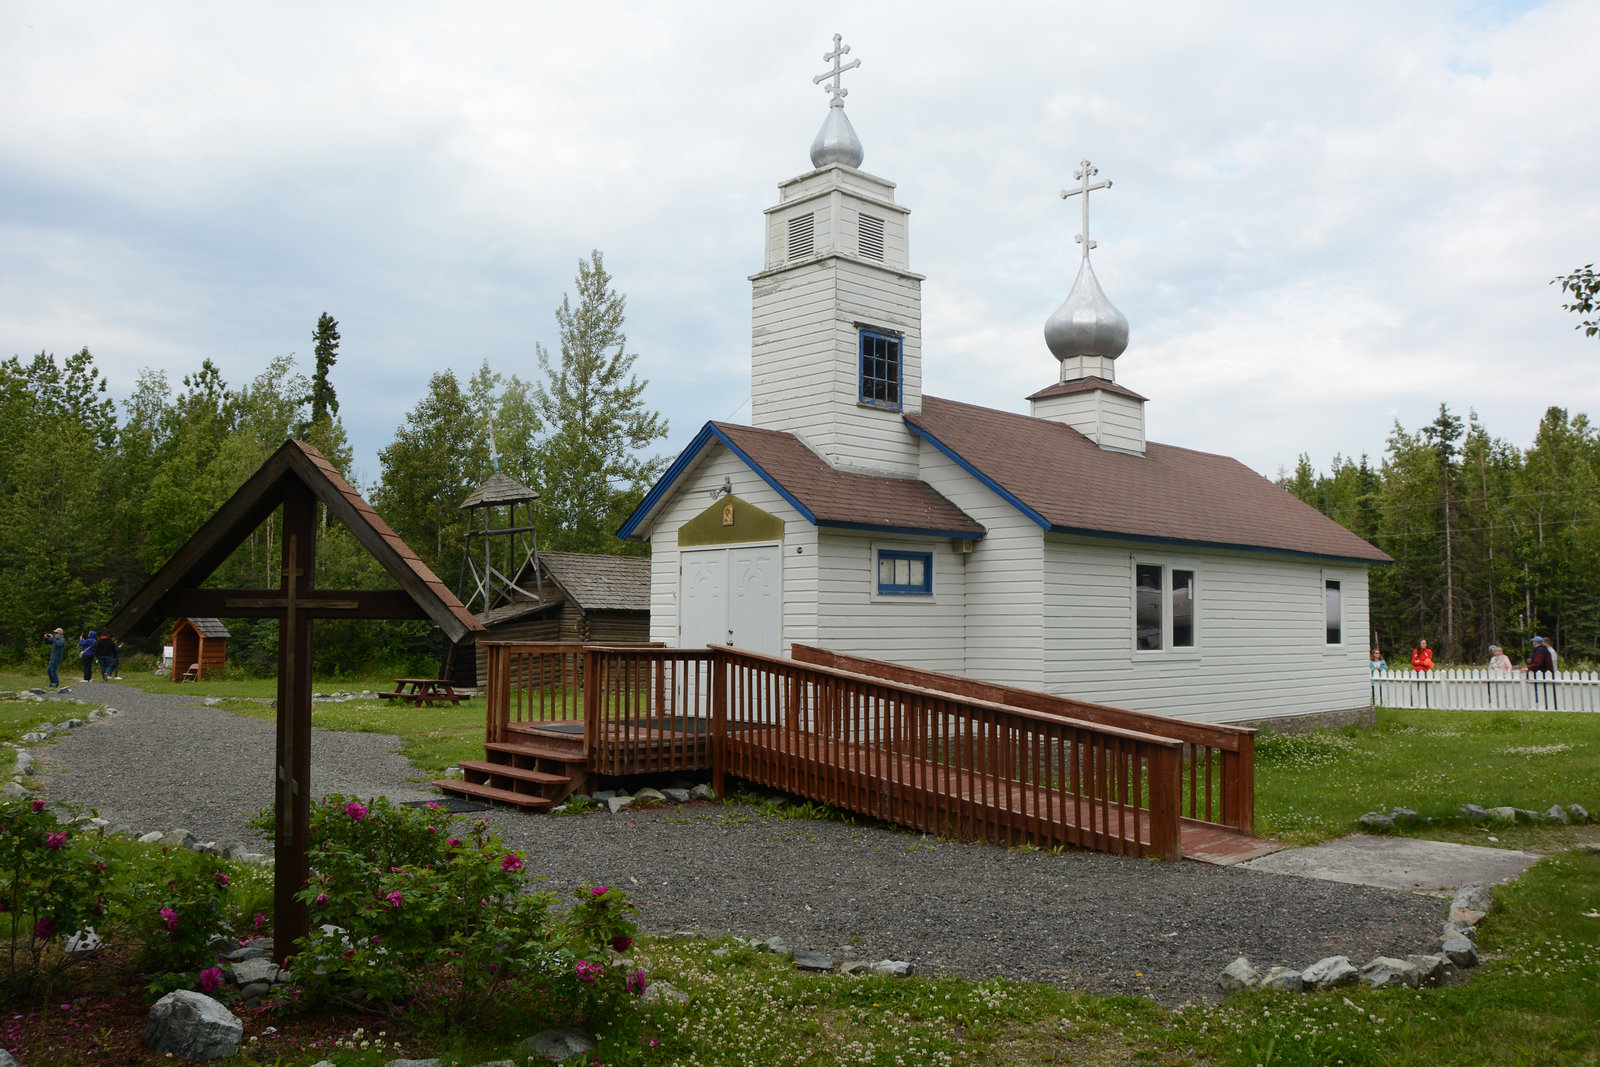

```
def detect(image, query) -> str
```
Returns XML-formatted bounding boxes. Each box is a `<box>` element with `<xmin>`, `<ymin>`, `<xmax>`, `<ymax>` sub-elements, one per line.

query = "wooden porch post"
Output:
<box><xmin>1146</xmin><ymin>743</ymin><xmax>1183</xmax><ymax>862</ymax></box>
<box><xmin>1222</xmin><ymin>732</ymin><xmax>1256</xmax><ymax>836</ymax></box>
<box><xmin>711</xmin><ymin>650</ymin><xmax>728</xmax><ymax>798</ymax></box>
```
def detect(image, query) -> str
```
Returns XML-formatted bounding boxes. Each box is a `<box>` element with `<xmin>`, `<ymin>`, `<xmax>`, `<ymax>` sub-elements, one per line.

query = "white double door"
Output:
<box><xmin>679</xmin><ymin>543</ymin><xmax>782</xmax><ymax>656</ymax></box>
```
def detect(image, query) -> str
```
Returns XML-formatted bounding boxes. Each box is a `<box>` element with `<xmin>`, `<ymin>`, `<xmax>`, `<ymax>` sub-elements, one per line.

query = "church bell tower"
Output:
<box><xmin>748</xmin><ymin>35</ymin><xmax>924</xmax><ymax>477</ymax></box>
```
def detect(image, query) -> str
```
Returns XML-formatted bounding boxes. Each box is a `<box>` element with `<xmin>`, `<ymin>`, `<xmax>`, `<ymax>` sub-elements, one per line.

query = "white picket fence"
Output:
<box><xmin>1371</xmin><ymin>668</ymin><xmax>1600</xmax><ymax>712</ymax></box>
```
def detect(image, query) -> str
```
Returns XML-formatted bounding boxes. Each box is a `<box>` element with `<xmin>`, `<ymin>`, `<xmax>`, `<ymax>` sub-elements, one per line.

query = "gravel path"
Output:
<box><xmin>29</xmin><ymin>686</ymin><xmax>1447</xmax><ymax>1002</ymax></box>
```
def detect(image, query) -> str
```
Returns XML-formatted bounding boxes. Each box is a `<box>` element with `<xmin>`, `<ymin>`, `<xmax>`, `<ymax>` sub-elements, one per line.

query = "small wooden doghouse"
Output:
<box><xmin>170</xmin><ymin>617</ymin><xmax>230</xmax><ymax>681</ymax></box>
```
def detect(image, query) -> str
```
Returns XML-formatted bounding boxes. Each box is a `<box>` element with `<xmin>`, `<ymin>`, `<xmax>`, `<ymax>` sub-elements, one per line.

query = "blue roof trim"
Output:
<box><xmin>904</xmin><ymin>420</ymin><xmax>1051</xmax><ymax>530</ymax></box>
<box><xmin>616</xmin><ymin>422</ymin><xmax>818</xmax><ymax>542</ymax></box>
<box><xmin>1045</xmin><ymin>525</ymin><xmax>1391</xmax><ymax>567</ymax></box>
<box><xmin>817</xmin><ymin>519</ymin><xmax>986</xmax><ymax>540</ymax></box>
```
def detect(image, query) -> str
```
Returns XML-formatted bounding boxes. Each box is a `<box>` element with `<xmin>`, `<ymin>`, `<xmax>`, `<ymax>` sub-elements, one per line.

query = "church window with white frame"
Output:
<box><xmin>1134</xmin><ymin>562</ymin><xmax>1197</xmax><ymax>652</ymax></box>
<box><xmin>1324</xmin><ymin>577</ymin><xmax>1342</xmax><ymax>645</ymax></box>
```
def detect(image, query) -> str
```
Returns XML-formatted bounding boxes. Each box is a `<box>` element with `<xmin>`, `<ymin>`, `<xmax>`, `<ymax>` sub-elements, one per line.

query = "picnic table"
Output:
<box><xmin>377</xmin><ymin>678</ymin><xmax>468</xmax><ymax>706</ymax></box>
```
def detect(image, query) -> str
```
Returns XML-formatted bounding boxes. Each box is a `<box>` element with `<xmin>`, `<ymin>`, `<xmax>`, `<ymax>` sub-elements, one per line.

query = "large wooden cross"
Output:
<box><xmin>109</xmin><ymin>443</ymin><xmax>482</xmax><ymax>962</ymax></box>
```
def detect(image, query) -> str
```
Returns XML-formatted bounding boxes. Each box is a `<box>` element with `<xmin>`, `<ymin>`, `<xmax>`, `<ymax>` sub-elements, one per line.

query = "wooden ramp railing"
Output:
<box><xmin>788</xmin><ymin>645</ymin><xmax>1256</xmax><ymax>836</ymax></box>
<box><xmin>714</xmin><ymin>647</ymin><xmax>1185</xmax><ymax>860</ymax></box>
<box><xmin>472</xmin><ymin>642</ymin><xmax>1268</xmax><ymax>861</ymax></box>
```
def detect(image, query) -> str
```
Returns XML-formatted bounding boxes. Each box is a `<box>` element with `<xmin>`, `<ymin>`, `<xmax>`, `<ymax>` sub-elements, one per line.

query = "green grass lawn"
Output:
<box><xmin>1256</xmin><ymin>706</ymin><xmax>1600</xmax><ymax>847</ymax></box>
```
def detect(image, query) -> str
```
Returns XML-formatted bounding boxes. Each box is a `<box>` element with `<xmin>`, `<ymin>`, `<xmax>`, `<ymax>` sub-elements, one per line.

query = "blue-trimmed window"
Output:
<box><xmin>859</xmin><ymin>329</ymin><xmax>902</xmax><ymax>409</ymax></box>
<box><xmin>877</xmin><ymin>549</ymin><xmax>932</xmax><ymax>595</ymax></box>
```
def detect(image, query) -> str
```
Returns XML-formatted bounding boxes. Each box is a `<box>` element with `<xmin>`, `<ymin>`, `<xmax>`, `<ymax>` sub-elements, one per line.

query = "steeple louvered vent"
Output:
<box><xmin>787</xmin><ymin>213</ymin><xmax>815</xmax><ymax>260</ymax></box>
<box><xmin>858</xmin><ymin>214</ymin><xmax>885</xmax><ymax>260</ymax></box>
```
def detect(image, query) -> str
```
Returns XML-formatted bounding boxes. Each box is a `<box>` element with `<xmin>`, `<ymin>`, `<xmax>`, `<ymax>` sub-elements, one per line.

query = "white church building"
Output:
<box><xmin>619</xmin><ymin>40</ymin><xmax>1390</xmax><ymax>727</ymax></box>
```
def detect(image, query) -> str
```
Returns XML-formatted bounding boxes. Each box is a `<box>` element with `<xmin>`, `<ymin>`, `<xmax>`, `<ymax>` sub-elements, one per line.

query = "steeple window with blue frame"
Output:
<box><xmin>858</xmin><ymin>328</ymin><xmax>902</xmax><ymax>410</ymax></box>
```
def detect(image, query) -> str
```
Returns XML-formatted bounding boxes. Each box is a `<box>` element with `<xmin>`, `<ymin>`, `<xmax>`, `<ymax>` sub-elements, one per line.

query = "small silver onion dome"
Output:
<box><xmin>1044</xmin><ymin>257</ymin><xmax>1129</xmax><ymax>361</ymax></box>
<box><xmin>810</xmin><ymin>103</ymin><xmax>864</xmax><ymax>169</ymax></box>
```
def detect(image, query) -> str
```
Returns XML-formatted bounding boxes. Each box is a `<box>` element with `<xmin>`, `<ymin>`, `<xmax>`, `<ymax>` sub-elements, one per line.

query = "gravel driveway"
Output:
<box><xmin>30</xmin><ymin>686</ymin><xmax>1447</xmax><ymax>1002</ymax></box>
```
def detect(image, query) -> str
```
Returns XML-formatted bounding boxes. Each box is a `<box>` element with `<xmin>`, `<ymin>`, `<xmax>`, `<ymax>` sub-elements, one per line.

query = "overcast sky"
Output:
<box><xmin>4</xmin><ymin>1</ymin><xmax>1596</xmax><ymax>490</ymax></box>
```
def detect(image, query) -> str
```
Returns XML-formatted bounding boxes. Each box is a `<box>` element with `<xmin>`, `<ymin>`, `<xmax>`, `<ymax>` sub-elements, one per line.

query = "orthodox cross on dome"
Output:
<box><xmin>1061</xmin><ymin>160</ymin><xmax>1112</xmax><ymax>258</ymax></box>
<box><xmin>813</xmin><ymin>33</ymin><xmax>860</xmax><ymax>107</ymax></box>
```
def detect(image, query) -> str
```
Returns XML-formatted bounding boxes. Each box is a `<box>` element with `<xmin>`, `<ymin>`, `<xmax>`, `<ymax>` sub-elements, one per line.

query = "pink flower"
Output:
<box><xmin>611</xmin><ymin>935</ymin><xmax>633</xmax><ymax>953</ymax></box>
<box><xmin>198</xmin><ymin>967</ymin><xmax>223</xmax><ymax>994</ymax></box>
<box><xmin>214</xmin><ymin>873</ymin><xmax>230</xmax><ymax>887</ymax></box>
<box><xmin>447</xmin><ymin>838</ymin><xmax>462</xmax><ymax>848</ymax></box>
<box><xmin>425</xmin><ymin>801</ymin><xmax>440</xmax><ymax>809</ymax></box>
<box><xmin>590</xmin><ymin>885</ymin><xmax>609</xmax><ymax>897</ymax></box>
<box><xmin>626</xmin><ymin>969</ymin><xmax>648</xmax><ymax>995</ymax></box>
<box><xmin>385</xmin><ymin>890</ymin><xmax>404</xmax><ymax>909</ymax></box>
<box><xmin>45</xmin><ymin>831</ymin><xmax>67</xmax><ymax>850</ymax></box>
<box><xmin>33</xmin><ymin>917</ymin><xmax>52</xmax><ymax>941</ymax></box>
<box><xmin>426</xmin><ymin>825</ymin><xmax>437</xmax><ymax>834</ymax></box>
<box><xmin>31</xmin><ymin>798</ymin><xmax>45</xmax><ymax>813</ymax></box>
<box><xmin>315</xmin><ymin>893</ymin><xmax>329</xmax><ymax>907</ymax></box>
<box><xmin>159</xmin><ymin>907</ymin><xmax>179</xmax><ymax>931</ymax></box>
<box><xmin>253</xmin><ymin>913</ymin><xmax>267</xmax><ymax>931</ymax></box>
<box><xmin>344</xmin><ymin>801</ymin><xmax>367</xmax><ymax>821</ymax></box>
<box><xmin>574</xmin><ymin>959</ymin><xmax>603</xmax><ymax>984</ymax></box>
<box><xmin>500</xmin><ymin>853</ymin><xmax>523</xmax><ymax>873</ymax></box>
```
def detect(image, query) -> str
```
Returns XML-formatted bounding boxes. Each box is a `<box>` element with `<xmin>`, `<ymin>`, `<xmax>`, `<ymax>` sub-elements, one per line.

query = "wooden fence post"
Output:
<box><xmin>711</xmin><ymin>650</ymin><xmax>727</xmax><ymax>799</ymax></box>
<box><xmin>583</xmin><ymin>647</ymin><xmax>602</xmax><ymax>770</ymax></box>
<box><xmin>1146</xmin><ymin>743</ymin><xmax>1183</xmax><ymax>861</ymax></box>
<box><xmin>1222</xmin><ymin>732</ymin><xmax>1255</xmax><ymax>836</ymax></box>
<box><xmin>485</xmin><ymin>643</ymin><xmax>507</xmax><ymax>745</ymax></box>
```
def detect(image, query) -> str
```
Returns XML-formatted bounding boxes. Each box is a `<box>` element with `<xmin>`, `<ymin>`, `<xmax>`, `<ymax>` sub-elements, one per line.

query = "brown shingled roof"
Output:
<box><xmin>906</xmin><ymin>397</ymin><xmax>1390</xmax><ymax>563</ymax></box>
<box><xmin>1027</xmin><ymin>377</ymin><xmax>1149</xmax><ymax>402</ymax></box>
<box><xmin>539</xmin><ymin>552</ymin><xmax>651</xmax><ymax>612</ymax></box>
<box><xmin>713</xmin><ymin>422</ymin><xmax>985</xmax><ymax>537</ymax></box>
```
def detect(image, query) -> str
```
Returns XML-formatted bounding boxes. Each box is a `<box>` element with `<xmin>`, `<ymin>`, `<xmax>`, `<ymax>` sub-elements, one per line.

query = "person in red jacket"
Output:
<box><xmin>1410</xmin><ymin>639</ymin><xmax>1434</xmax><ymax>672</ymax></box>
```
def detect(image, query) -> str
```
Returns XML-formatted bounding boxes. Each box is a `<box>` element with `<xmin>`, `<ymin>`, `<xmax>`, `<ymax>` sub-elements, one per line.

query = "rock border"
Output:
<box><xmin>1219</xmin><ymin>881</ymin><xmax>1493</xmax><ymax>994</ymax></box>
<box><xmin>1357</xmin><ymin>802</ymin><xmax>1592</xmax><ymax>831</ymax></box>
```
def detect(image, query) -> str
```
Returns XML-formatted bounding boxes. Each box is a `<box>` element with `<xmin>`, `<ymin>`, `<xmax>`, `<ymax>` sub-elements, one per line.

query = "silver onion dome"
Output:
<box><xmin>1044</xmin><ymin>256</ymin><xmax>1130</xmax><ymax>361</ymax></box>
<box><xmin>810</xmin><ymin>104</ymin><xmax>864</xmax><ymax>169</ymax></box>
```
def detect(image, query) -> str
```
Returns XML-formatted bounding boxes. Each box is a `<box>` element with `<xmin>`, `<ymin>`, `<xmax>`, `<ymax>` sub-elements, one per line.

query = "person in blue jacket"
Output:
<box><xmin>42</xmin><ymin>627</ymin><xmax>66</xmax><ymax>688</ymax></box>
<box><xmin>78</xmin><ymin>631</ymin><xmax>97</xmax><ymax>681</ymax></box>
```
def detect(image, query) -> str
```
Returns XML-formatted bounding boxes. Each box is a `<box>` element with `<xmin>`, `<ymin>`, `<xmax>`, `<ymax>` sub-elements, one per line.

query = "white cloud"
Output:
<box><xmin>2</xmin><ymin>0</ymin><xmax>1596</xmax><ymax>487</ymax></box>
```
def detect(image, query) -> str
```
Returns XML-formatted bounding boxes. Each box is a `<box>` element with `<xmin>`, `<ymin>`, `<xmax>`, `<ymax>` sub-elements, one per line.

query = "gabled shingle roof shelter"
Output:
<box><xmin>539</xmin><ymin>551</ymin><xmax>650</xmax><ymax>612</ymax></box>
<box><xmin>906</xmin><ymin>396</ymin><xmax>1391</xmax><ymax>565</ymax></box>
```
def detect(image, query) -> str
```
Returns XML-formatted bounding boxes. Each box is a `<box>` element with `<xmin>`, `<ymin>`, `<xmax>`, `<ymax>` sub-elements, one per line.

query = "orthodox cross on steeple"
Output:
<box><xmin>1061</xmin><ymin>160</ymin><xmax>1112</xmax><ymax>258</ymax></box>
<box><xmin>813</xmin><ymin>33</ymin><xmax>860</xmax><ymax>107</ymax></box>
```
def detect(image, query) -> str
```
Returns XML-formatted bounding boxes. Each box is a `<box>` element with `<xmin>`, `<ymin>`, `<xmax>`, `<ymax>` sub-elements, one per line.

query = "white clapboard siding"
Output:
<box><xmin>1371</xmin><ymin>669</ymin><xmax>1600</xmax><ymax>712</ymax></box>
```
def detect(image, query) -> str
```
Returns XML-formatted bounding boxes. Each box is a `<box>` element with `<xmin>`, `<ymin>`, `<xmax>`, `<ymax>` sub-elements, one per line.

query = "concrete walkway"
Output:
<box><xmin>1239</xmin><ymin>834</ymin><xmax>1542</xmax><ymax>894</ymax></box>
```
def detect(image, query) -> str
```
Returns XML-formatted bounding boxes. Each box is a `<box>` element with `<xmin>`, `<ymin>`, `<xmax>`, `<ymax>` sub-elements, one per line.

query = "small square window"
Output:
<box><xmin>859</xmin><ymin>329</ymin><xmax>902</xmax><ymax>409</ymax></box>
<box><xmin>877</xmin><ymin>549</ymin><xmax>931</xmax><ymax>595</ymax></box>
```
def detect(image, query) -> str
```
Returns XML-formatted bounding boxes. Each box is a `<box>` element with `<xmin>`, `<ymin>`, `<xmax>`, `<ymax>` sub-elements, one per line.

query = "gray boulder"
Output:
<box><xmin>642</xmin><ymin>980</ymin><xmax>690</xmax><ymax>1005</ymax></box>
<box><xmin>1450</xmin><ymin>883</ymin><xmax>1493</xmax><ymax>924</ymax></box>
<box><xmin>633</xmin><ymin>787</ymin><xmax>667</xmax><ymax>802</ymax></box>
<box><xmin>1513</xmin><ymin>808</ymin><xmax>1542</xmax><ymax>824</ymax></box>
<box><xmin>12</xmin><ymin>751</ymin><xmax>34</xmax><ymax>775</ymax></box>
<box><xmin>662</xmin><ymin>787</ymin><xmax>691</xmax><ymax>803</ymax></box>
<box><xmin>518</xmin><ymin>1027</ymin><xmax>596</xmax><ymax>1062</ymax></box>
<box><xmin>1568</xmin><ymin>803</ymin><xmax>1590</xmax><ymax>823</ymax></box>
<box><xmin>144</xmin><ymin>990</ymin><xmax>243</xmax><ymax>1060</ymax></box>
<box><xmin>160</xmin><ymin>830</ymin><xmax>198</xmax><ymax>850</ymax></box>
<box><xmin>1301</xmin><ymin>955</ymin><xmax>1359</xmax><ymax>989</ymax></box>
<box><xmin>1357</xmin><ymin>812</ymin><xmax>1394</xmax><ymax>830</ymax></box>
<box><xmin>1389</xmin><ymin>807</ymin><xmax>1419</xmax><ymax>826</ymax></box>
<box><xmin>1458</xmin><ymin>803</ymin><xmax>1489</xmax><ymax>822</ymax></box>
<box><xmin>1</xmin><ymin>782</ymin><xmax>32</xmax><ymax>800</ymax></box>
<box><xmin>764</xmin><ymin>936</ymin><xmax>792</xmax><ymax>958</ymax></box>
<box><xmin>793</xmin><ymin>949</ymin><xmax>835</xmax><ymax>972</ymax></box>
<box><xmin>1578</xmin><ymin>842</ymin><xmax>1600</xmax><ymax>855</ymax></box>
<box><xmin>1442</xmin><ymin>920</ymin><xmax>1477</xmax><ymax>943</ymax></box>
<box><xmin>690</xmin><ymin>783</ymin><xmax>715</xmax><ymax>801</ymax></box>
<box><xmin>607</xmin><ymin>795</ymin><xmax>635</xmax><ymax>814</ymax></box>
<box><xmin>1407</xmin><ymin>954</ymin><xmax>1449</xmax><ymax>985</ymax></box>
<box><xmin>137</xmin><ymin>830</ymin><xmax>165</xmax><ymax>844</ymax></box>
<box><xmin>0</xmin><ymin>1050</ymin><xmax>19</xmax><ymax>1067</ymax></box>
<box><xmin>839</xmin><ymin>960</ymin><xmax>872</xmax><ymax>975</ymax></box>
<box><xmin>1361</xmin><ymin>956</ymin><xmax>1421</xmax><ymax>989</ymax></box>
<box><xmin>1544</xmin><ymin>805</ymin><xmax>1570</xmax><ymax>825</ymax></box>
<box><xmin>1261</xmin><ymin>965</ymin><xmax>1305</xmax><ymax>992</ymax></box>
<box><xmin>1442</xmin><ymin>938</ymin><xmax>1480</xmax><ymax>968</ymax></box>
<box><xmin>1218</xmin><ymin>957</ymin><xmax>1261</xmax><ymax>992</ymax></box>
<box><xmin>230</xmin><ymin>958</ymin><xmax>284</xmax><ymax>986</ymax></box>
<box><xmin>592</xmin><ymin>790</ymin><xmax>617</xmax><ymax>801</ymax></box>
<box><xmin>1486</xmin><ymin>806</ymin><xmax>1517</xmax><ymax>824</ymax></box>
<box><xmin>870</xmin><ymin>959</ymin><xmax>916</xmax><ymax>977</ymax></box>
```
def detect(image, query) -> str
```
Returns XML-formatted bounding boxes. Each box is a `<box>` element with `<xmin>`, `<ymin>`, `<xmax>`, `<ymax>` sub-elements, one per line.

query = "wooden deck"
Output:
<box><xmin>434</xmin><ymin>642</ymin><xmax>1279</xmax><ymax>865</ymax></box>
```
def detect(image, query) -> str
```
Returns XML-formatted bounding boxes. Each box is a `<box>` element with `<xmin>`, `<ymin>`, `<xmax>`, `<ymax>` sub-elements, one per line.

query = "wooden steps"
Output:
<box><xmin>433</xmin><ymin>722</ymin><xmax>591</xmax><ymax>811</ymax></box>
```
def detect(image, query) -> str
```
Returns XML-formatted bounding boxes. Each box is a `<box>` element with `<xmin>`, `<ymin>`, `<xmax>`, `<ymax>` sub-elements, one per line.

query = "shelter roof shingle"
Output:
<box><xmin>539</xmin><ymin>552</ymin><xmax>651</xmax><ymax>612</ymax></box>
